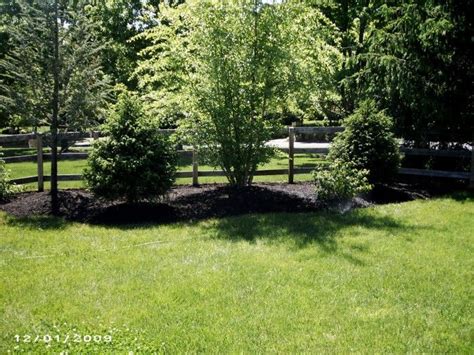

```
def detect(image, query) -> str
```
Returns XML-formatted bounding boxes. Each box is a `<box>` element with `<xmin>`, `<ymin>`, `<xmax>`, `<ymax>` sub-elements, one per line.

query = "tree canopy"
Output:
<box><xmin>320</xmin><ymin>0</ymin><xmax>473</xmax><ymax>143</ymax></box>
<box><xmin>133</xmin><ymin>0</ymin><xmax>341</xmax><ymax>185</ymax></box>
<box><xmin>0</xmin><ymin>0</ymin><xmax>111</xmax><ymax>131</ymax></box>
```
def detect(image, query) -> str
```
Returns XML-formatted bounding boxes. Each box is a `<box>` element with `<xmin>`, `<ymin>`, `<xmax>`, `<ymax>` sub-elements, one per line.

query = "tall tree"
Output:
<box><xmin>0</xmin><ymin>0</ymin><xmax>111</xmax><ymax>213</ymax></box>
<box><xmin>350</xmin><ymin>0</ymin><xmax>472</xmax><ymax>143</ymax></box>
<box><xmin>316</xmin><ymin>0</ymin><xmax>373</xmax><ymax>115</ymax></box>
<box><xmin>135</xmin><ymin>0</ymin><xmax>341</xmax><ymax>185</ymax></box>
<box><xmin>320</xmin><ymin>0</ymin><xmax>473</xmax><ymax>142</ymax></box>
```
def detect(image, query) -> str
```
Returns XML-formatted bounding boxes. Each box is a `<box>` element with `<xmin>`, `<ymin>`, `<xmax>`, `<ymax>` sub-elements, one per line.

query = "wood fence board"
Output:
<box><xmin>288</xmin><ymin>127</ymin><xmax>295</xmax><ymax>183</ymax></box>
<box><xmin>9</xmin><ymin>176</ymin><xmax>38</xmax><ymax>184</ymax></box>
<box><xmin>44</xmin><ymin>152</ymin><xmax>89</xmax><ymax>160</ymax></box>
<box><xmin>198</xmin><ymin>171</ymin><xmax>226</xmax><ymax>177</ymax></box>
<box><xmin>255</xmin><ymin>169</ymin><xmax>288</xmax><ymax>176</ymax></box>
<box><xmin>3</xmin><ymin>155</ymin><xmax>37</xmax><ymax>163</ymax></box>
<box><xmin>3</xmin><ymin>151</ymin><xmax>194</xmax><ymax>164</ymax></box>
<box><xmin>293</xmin><ymin>127</ymin><xmax>344</xmax><ymax>134</ymax></box>
<box><xmin>41</xmin><ymin>174</ymin><xmax>83</xmax><ymax>182</ymax></box>
<box><xmin>400</xmin><ymin>148</ymin><xmax>471</xmax><ymax>158</ymax></box>
<box><xmin>36</xmin><ymin>134</ymin><xmax>44</xmax><ymax>192</ymax></box>
<box><xmin>398</xmin><ymin>168</ymin><xmax>470</xmax><ymax>179</ymax></box>
<box><xmin>176</xmin><ymin>171</ymin><xmax>194</xmax><ymax>178</ymax></box>
<box><xmin>294</xmin><ymin>167</ymin><xmax>316</xmax><ymax>174</ymax></box>
<box><xmin>4</xmin><ymin>127</ymin><xmax>473</xmax><ymax>186</ymax></box>
<box><xmin>0</xmin><ymin>134</ymin><xmax>36</xmax><ymax>144</ymax></box>
<box><xmin>278</xmin><ymin>147</ymin><xmax>329</xmax><ymax>154</ymax></box>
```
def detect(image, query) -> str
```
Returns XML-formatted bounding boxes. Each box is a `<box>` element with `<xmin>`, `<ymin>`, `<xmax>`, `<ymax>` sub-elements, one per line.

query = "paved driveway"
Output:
<box><xmin>266</xmin><ymin>138</ymin><xmax>330</xmax><ymax>150</ymax></box>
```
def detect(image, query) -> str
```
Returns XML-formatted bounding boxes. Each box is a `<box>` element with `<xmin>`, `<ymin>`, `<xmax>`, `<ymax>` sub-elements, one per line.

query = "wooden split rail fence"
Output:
<box><xmin>1</xmin><ymin>127</ymin><xmax>473</xmax><ymax>191</ymax></box>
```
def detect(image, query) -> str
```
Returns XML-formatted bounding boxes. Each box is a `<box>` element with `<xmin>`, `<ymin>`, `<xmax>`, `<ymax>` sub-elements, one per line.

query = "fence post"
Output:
<box><xmin>192</xmin><ymin>148</ymin><xmax>199</xmax><ymax>186</ymax></box>
<box><xmin>92</xmin><ymin>131</ymin><xmax>99</xmax><ymax>140</ymax></box>
<box><xmin>470</xmin><ymin>134</ymin><xmax>474</xmax><ymax>189</ymax></box>
<box><xmin>288</xmin><ymin>126</ymin><xmax>295</xmax><ymax>184</ymax></box>
<box><xmin>36</xmin><ymin>133</ymin><xmax>44</xmax><ymax>192</ymax></box>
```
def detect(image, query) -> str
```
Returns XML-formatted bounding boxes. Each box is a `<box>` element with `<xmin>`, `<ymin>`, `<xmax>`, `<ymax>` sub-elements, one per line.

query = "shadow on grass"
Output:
<box><xmin>89</xmin><ymin>202</ymin><xmax>180</xmax><ymax>226</ymax></box>
<box><xmin>446</xmin><ymin>191</ymin><xmax>474</xmax><ymax>203</ymax></box>
<box><xmin>1</xmin><ymin>184</ymin><xmax>454</xmax><ymax>239</ymax></box>
<box><xmin>209</xmin><ymin>209</ymin><xmax>429</xmax><ymax>265</ymax></box>
<box><xmin>6</xmin><ymin>215</ymin><xmax>68</xmax><ymax>230</ymax></box>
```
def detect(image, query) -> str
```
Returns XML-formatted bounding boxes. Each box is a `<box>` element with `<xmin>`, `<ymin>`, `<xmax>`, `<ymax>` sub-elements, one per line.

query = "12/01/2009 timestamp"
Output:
<box><xmin>14</xmin><ymin>334</ymin><xmax>112</xmax><ymax>344</ymax></box>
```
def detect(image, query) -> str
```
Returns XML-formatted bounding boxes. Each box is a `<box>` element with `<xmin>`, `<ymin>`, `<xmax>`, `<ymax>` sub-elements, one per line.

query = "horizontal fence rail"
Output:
<box><xmin>0</xmin><ymin>132</ymin><xmax>92</xmax><ymax>144</ymax></box>
<box><xmin>293</xmin><ymin>126</ymin><xmax>344</xmax><ymax>134</ymax></box>
<box><xmin>3</xmin><ymin>146</ymin><xmax>471</xmax><ymax>163</ymax></box>
<box><xmin>0</xmin><ymin>133</ymin><xmax>37</xmax><ymax>144</ymax></box>
<box><xmin>399</xmin><ymin>147</ymin><xmax>471</xmax><ymax>158</ymax></box>
<box><xmin>398</xmin><ymin>168</ymin><xmax>471</xmax><ymax>179</ymax></box>
<box><xmin>8</xmin><ymin>169</ymin><xmax>316</xmax><ymax>185</ymax></box>
<box><xmin>2</xmin><ymin>127</ymin><xmax>474</xmax><ymax>190</ymax></box>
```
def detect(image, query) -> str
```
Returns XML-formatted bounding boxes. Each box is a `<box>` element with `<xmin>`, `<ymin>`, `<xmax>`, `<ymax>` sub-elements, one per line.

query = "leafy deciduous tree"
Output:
<box><xmin>135</xmin><ymin>0</ymin><xmax>341</xmax><ymax>185</ymax></box>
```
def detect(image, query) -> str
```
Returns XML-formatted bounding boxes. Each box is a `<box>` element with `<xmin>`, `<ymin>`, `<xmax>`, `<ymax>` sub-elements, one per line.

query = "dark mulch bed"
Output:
<box><xmin>0</xmin><ymin>182</ymin><xmax>434</xmax><ymax>225</ymax></box>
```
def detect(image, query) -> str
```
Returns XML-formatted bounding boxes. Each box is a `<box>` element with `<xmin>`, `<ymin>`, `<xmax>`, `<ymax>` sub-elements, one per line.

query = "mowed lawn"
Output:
<box><xmin>1</xmin><ymin>194</ymin><xmax>473</xmax><ymax>352</ymax></box>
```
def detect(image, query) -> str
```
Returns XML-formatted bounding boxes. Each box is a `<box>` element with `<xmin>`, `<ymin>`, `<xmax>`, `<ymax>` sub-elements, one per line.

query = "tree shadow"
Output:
<box><xmin>89</xmin><ymin>202</ymin><xmax>180</xmax><ymax>226</ymax></box>
<box><xmin>82</xmin><ymin>185</ymin><xmax>319</xmax><ymax>227</ymax></box>
<box><xmin>1</xmin><ymin>184</ymin><xmax>451</xmax><ymax>238</ymax></box>
<box><xmin>209</xmin><ymin>209</ymin><xmax>430</xmax><ymax>265</ymax></box>
<box><xmin>446</xmin><ymin>191</ymin><xmax>474</xmax><ymax>203</ymax></box>
<box><xmin>5</xmin><ymin>215</ymin><xmax>68</xmax><ymax>230</ymax></box>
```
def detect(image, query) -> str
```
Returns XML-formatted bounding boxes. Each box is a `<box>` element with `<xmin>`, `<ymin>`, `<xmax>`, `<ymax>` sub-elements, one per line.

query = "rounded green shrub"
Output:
<box><xmin>328</xmin><ymin>100</ymin><xmax>401</xmax><ymax>183</ymax></box>
<box><xmin>313</xmin><ymin>160</ymin><xmax>372</xmax><ymax>202</ymax></box>
<box><xmin>84</xmin><ymin>93</ymin><xmax>177</xmax><ymax>203</ymax></box>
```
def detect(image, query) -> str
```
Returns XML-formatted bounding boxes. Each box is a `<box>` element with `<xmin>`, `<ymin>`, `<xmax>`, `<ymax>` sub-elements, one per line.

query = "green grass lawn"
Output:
<box><xmin>4</xmin><ymin>151</ymin><xmax>326</xmax><ymax>190</ymax></box>
<box><xmin>1</xmin><ymin>194</ymin><xmax>473</xmax><ymax>352</ymax></box>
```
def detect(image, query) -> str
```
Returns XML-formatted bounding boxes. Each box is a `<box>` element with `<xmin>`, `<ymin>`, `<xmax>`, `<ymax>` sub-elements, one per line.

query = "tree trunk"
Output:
<box><xmin>51</xmin><ymin>0</ymin><xmax>60</xmax><ymax>215</ymax></box>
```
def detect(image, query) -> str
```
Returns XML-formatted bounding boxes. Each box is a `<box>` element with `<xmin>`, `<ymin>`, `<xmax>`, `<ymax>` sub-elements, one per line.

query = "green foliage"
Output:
<box><xmin>0</xmin><ymin>149</ymin><xmax>17</xmax><ymax>201</ymax></box>
<box><xmin>352</xmin><ymin>2</ymin><xmax>454</xmax><ymax>139</ymax></box>
<box><xmin>313</xmin><ymin>159</ymin><xmax>371</xmax><ymax>202</ymax></box>
<box><xmin>336</xmin><ymin>0</ymin><xmax>473</xmax><ymax>142</ymax></box>
<box><xmin>84</xmin><ymin>92</ymin><xmax>177</xmax><ymax>202</ymax></box>
<box><xmin>328</xmin><ymin>100</ymin><xmax>401</xmax><ymax>183</ymax></box>
<box><xmin>135</xmin><ymin>0</ymin><xmax>341</xmax><ymax>185</ymax></box>
<box><xmin>0</xmin><ymin>0</ymin><xmax>111</xmax><ymax>130</ymax></box>
<box><xmin>285</xmin><ymin>2</ymin><xmax>343</xmax><ymax>122</ymax></box>
<box><xmin>83</xmin><ymin>0</ymin><xmax>185</xmax><ymax>90</ymax></box>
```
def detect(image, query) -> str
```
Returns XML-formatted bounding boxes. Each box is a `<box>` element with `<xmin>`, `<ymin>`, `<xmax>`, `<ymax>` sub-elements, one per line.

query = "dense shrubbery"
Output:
<box><xmin>0</xmin><ymin>151</ymin><xmax>15</xmax><ymax>201</ymax></box>
<box><xmin>84</xmin><ymin>93</ymin><xmax>177</xmax><ymax>203</ymax></box>
<box><xmin>313</xmin><ymin>160</ymin><xmax>371</xmax><ymax>202</ymax></box>
<box><xmin>328</xmin><ymin>100</ymin><xmax>401</xmax><ymax>183</ymax></box>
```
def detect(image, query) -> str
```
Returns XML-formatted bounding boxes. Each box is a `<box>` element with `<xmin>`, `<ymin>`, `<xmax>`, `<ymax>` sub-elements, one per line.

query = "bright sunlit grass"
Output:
<box><xmin>1</xmin><ymin>194</ymin><xmax>473</xmax><ymax>352</ymax></box>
